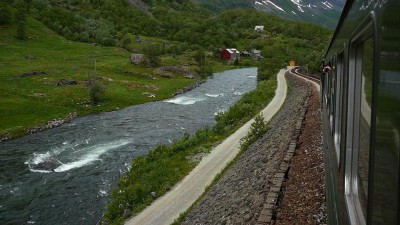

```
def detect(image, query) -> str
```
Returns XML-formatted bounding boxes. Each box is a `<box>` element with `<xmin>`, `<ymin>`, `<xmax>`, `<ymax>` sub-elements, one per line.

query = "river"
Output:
<box><xmin>0</xmin><ymin>68</ymin><xmax>257</xmax><ymax>224</ymax></box>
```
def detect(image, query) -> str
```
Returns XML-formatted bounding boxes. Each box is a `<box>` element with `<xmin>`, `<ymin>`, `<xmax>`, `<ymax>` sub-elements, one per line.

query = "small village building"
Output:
<box><xmin>240</xmin><ymin>51</ymin><xmax>250</xmax><ymax>57</ymax></box>
<box><xmin>221</xmin><ymin>48</ymin><xmax>240</xmax><ymax>61</ymax></box>
<box><xmin>255</xmin><ymin>26</ymin><xmax>264</xmax><ymax>32</ymax></box>
<box><xmin>251</xmin><ymin>49</ymin><xmax>264</xmax><ymax>61</ymax></box>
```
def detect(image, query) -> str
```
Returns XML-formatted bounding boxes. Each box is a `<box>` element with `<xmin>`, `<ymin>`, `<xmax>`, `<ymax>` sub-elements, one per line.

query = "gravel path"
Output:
<box><xmin>181</xmin><ymin>72</ymin><xmax>310</xmax><ymax>224</ymax></box>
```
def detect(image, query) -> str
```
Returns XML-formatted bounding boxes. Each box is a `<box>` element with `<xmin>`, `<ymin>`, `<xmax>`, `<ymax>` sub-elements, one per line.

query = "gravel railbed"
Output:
<box><xmin>181</xmin><ymin>73</ymin><xmax>310</xmax><ymax>224</ymax></box>
<box><xmin>274</xmin><ymin>74</ymin><xmax>326</xmax><ymax>225</ymax></box>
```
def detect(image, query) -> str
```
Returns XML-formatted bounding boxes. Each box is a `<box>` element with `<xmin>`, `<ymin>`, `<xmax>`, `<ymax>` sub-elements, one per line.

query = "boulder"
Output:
<box><xmin>56</xmin><ymin>79</ymin><xmax>79</xmax><ymax>86</ymax></box>
<box><xmin>32</xmin><ymin>157</ymin><xmax>63</xmax><ymax>171</ymax></box>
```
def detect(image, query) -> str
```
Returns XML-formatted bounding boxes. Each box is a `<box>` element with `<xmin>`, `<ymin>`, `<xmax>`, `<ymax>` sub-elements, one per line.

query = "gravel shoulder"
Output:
<box><xmin>181</xmin><ymin>72</ymin><xmax>311</xmax><ymax>224</ymax></box>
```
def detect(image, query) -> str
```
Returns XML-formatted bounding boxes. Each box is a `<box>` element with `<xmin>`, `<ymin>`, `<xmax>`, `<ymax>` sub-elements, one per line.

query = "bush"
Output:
<box><xmin>0</xmin><ymin>4</ymin><xmax>12</xmax><ymax>25</ymax></box>
<box><xmin>89</xmin><ymin>80</ymin><xmax>106</xmax><ymax>104</ymax></box>
<box><xmin>240</xmin><ymin>113</ymin><xmax>268</xmax><ymax>150</ymax></box>
<box><xmin>143</xmin><ymin>44</ymin><xmax>162</xmax><ymax>67</ymax></box>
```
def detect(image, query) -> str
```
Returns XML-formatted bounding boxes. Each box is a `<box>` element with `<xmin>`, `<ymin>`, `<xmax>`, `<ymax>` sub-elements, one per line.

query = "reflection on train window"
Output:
<box><xmin>346</xmin><ymin>32</ymin><xmax>373</xmax><ymax>225</ymax></box>
<box><xmin>357</xmin><ymin>37</ymin><xmax>373</xmax><ymax>218</ymax></box>
<box><xmin>330</xmin><ymin>58</ymin><xmax>336</xmax><ymax>133</ymax></box>
<box><xmin>334</xmin><ymin>53</ymin><xmax>344</xmax><ymax>165</ymax></box>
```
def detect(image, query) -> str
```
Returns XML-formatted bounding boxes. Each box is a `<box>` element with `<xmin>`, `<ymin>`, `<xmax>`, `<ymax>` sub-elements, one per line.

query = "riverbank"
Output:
<box><xmin>0</xmin><ymin>78</ymin><xmax>205</xmax><ymax>143</ymax></box>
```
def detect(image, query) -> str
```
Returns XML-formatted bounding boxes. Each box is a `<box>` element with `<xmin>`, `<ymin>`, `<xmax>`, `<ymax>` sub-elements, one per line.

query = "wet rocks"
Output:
<box><xmin>31</xmin><ymin>157</ymin><xmax>63</xmax><ymax>171</ymax></box>
<box><xmin>0</xmin><ymin>134</ymin><xmax>11</xmax><ymax>143</ymax></box>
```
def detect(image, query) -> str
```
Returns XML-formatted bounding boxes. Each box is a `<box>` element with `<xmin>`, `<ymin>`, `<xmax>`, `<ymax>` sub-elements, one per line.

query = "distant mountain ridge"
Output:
<box><xmin>194</xmin><ymin>0</ymin><xmax>344</xmax><ymax>28</ymax></box>
<box><xmin>254</xmin><ymin>0</ymin><xmax>344</xmax><ymax>28</ymax></box>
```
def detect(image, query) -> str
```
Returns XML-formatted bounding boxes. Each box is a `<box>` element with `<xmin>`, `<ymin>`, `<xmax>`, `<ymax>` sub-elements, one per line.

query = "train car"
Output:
<box><xmin>321</xmin><ymin>0</ymin><xmax>400</xmax><ymax>224</ymax></box>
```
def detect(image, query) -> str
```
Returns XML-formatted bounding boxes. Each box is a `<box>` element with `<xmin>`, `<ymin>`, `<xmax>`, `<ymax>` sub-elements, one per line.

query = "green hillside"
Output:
<box><xmin>0</xmin><ymin>18</ymin><xmax>202</xmax><ymax>138</ymax></box>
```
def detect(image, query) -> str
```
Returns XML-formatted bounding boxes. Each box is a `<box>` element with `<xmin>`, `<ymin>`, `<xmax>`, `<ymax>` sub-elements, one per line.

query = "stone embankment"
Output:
<box><xmin>26</xmin><ymin>112</ymin><xmax>78</xmax><ymax>135</ymax></box>
<box><xmin>173</xmin><ymin>80</ymin><xmax>204</xmax><ymax>96</ymax></box>
<box><xmin>181</xmin><ymin>72</ymin><xmax>321</xmax><ymax>224</ymax></box>
<box><xmin>0</xmin><ymin>112</ymin><xmax>78</xmax><ymax>143</ymax></box>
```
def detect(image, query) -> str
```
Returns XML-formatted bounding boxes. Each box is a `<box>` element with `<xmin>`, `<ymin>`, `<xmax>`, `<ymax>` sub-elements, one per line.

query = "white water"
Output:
<box><xmin>26</xmin><ymin>140</ymin><xmax>130</xmax><ymax>173</ymax></box>
<box><xmin>164</xmin><ymin>96</ymin><xmax>206</xmax><ymax>105</ymax></box>
<box><xmin>205</xmin><ymin>93</ymin><xmax>224</xmax><ymax>98</ymax></box>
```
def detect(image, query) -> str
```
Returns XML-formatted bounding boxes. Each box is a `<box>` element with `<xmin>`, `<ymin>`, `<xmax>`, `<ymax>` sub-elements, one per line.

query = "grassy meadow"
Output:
<box><xmin>0</xmin><ymin>18</ymin><xmax>222</xmax><ymax>138</ymax></box>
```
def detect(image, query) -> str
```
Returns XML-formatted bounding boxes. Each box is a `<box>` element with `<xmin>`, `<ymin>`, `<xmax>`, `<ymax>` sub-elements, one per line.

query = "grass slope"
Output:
<box><xmin>0</xmin><ymin>18</ymin><xmax>199</xmax><ymax>138</ymax></box>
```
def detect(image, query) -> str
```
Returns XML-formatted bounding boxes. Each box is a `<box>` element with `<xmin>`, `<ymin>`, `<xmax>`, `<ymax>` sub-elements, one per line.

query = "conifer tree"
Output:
<box><xmin>14</xmin><ymin>0</ymin><xmax>31</xmax><ymax>40</ymax></box>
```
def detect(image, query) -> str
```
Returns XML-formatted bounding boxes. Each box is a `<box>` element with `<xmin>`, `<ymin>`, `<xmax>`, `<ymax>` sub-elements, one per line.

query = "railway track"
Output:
<box><xmin>289</xmin><ymin>67</ymin><xmax>320</xmax><ymax>92</ymax></box>
<box><xmin>289</xmin><ymin>67</ymin><xmax>320</xmax><ymax>83</ymax></box>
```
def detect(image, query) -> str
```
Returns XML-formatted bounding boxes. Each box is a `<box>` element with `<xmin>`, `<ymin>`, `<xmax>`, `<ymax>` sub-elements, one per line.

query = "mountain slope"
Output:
<box><xmin>195</xmin><ymin>0</ymin><xmax>344</xmax><ymax>28</ymax></box>
<box><xmin>254</xmin><ymin>0</ymin><xmax>344</xmax><ymax>28</ymax></box>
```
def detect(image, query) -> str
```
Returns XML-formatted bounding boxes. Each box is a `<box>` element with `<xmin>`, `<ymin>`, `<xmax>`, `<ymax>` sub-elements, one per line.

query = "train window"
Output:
<box><xmin>345</xmin><ymin>29</ymin><xmax>374</xmax><ymax>225</ymax></box>
<box><xmin>358</xmin><ymin>37</ymin><xmax>373</xmax><ymax>218</ymax></box>
<box><xmin>334</xmin><ymin>53</ymin><xmax>344</xmax><ymax>165</ymax></box>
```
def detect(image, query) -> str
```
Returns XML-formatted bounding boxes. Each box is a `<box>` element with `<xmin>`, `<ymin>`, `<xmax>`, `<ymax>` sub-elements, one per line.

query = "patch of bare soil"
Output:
<box><xmin>274</xmin><ymin>81</ymin><xmax>326</xmax><ymax>225</ymax></box>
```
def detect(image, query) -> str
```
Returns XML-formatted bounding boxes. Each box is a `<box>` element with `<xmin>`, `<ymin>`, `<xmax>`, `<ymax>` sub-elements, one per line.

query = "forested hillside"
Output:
<box><xmin>1</xmin><ymin>0</ymin><xmax>331</xmax><ymax>55</ymax></box>
<box><xmin>194</xmin><ymin>0</ymin><xmax>344</xmax><ymax>28</ymax></box>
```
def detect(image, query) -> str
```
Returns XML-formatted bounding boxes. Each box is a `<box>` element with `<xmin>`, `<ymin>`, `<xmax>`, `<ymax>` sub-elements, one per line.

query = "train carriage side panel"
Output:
<box><xmin>322</xmin><ymin>0</ymin><xmax>400</xmax><ymax>224</ymax></box>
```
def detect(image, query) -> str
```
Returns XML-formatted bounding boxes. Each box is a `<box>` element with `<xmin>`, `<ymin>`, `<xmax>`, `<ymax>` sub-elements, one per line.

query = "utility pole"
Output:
<box><xmin>87</xmin><ymin>55</ymin><xmax>97</xmax><ymax>83</ymax></box>
<box><xmin>94</xmin><ymin>59</ymin><xmax>97</xmax><ymax>79</ymax></box>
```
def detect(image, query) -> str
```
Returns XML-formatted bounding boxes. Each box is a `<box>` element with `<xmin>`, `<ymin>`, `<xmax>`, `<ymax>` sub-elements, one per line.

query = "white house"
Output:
<box><xmin>254</xmin><ymin>26</ymin><xmax>264</xmax><ymax>32</ymax></box>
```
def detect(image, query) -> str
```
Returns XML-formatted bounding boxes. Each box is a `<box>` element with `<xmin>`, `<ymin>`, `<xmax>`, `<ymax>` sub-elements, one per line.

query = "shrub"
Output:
<box><xmin>89</xmin><ymin>80</ymin><xmax>106</xmax><ymax>104</ymax></box>
<box><xmin>240</xmin><ymin>113</ymin><xmax>268</xmax><ymax>150</ymax></box>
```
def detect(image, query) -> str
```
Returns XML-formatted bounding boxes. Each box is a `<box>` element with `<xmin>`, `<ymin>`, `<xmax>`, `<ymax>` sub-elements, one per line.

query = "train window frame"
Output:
<box><xmin>345</xmin><ymin>19</ymin><xmax>374</xmax><ymax>225</ymax></box>
<box><xmin>330</xmin><ymin>57</ymin><xmax>337</xmax><ymax>134</ymax></box>
<box><xmin>334</xmin><ymin>51</ymin><xmax>344</xmax><ymax>166</ymax></box>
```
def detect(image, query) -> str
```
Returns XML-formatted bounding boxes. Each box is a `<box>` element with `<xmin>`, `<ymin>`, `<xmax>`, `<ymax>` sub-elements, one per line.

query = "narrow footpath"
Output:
<box><xmin>125</xmin><ymin>69</ymin><xmax>288</xmax><ymax>225</ymax></box>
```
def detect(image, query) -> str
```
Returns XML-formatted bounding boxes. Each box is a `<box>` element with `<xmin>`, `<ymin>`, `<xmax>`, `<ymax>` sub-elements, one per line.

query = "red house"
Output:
<box><xmin>221</xmin><ymin>48</ymin><xmax>240</xmax><ymax>61</ymax></box>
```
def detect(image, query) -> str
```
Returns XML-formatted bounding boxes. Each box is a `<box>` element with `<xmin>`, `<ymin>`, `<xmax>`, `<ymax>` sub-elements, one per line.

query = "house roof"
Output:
<box><xmin>241</xmin><ymin>51</ymin><xmax>250</xmax><ymax>54</ymax></box>
<box><xmin>255</xmin><ymin>26</ymin><xmax>264</xmax><ymax>30</ymax></box>
<box><xmin>226</xmin><ymin>48</ymin><xmax>238</xmax><ymax>54</ymax></box>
